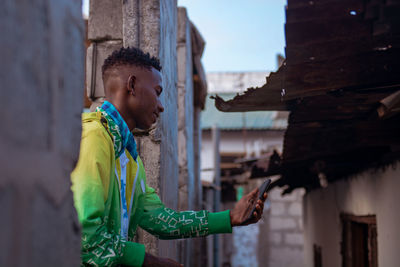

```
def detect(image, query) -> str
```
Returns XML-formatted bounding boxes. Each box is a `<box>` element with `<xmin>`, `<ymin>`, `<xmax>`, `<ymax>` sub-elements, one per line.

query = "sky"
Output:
<box><xmin>82</xmin><ymin>0</ymin><xmax>286</xmax><ymax>72</ymax></box>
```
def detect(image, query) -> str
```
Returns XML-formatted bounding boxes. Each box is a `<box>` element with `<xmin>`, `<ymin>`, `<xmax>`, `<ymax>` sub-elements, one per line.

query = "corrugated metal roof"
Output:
<box><xmin>201</xmin><ymin>93</ymin><xmax>288</xmax><ymax>130</ymax></box>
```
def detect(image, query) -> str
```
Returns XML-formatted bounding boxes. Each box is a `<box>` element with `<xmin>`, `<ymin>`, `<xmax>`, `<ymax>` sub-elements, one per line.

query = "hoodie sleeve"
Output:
<box><xmin>138</xmin><ymin>184</ymin><xmax>232</xmax><ymax>240</ymax></box>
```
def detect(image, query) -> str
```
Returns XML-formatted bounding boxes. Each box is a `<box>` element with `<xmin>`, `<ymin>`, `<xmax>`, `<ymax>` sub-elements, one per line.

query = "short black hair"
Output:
<box><xmin>102</xmin><ymin>47</ymin><xmax>162</xmax><ymax>76</ymax></box>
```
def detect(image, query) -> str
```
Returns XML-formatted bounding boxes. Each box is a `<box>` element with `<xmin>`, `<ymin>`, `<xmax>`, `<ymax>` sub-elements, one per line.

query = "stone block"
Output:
<box><xmin>271</xmin><ymin>202</ymin><xmax>285</xmax><ymax>216</ymax></box>
<box><xmin>122</xmin><ymin>0</ymin><xmax>140</xmax><ymax>47</ymax></box>
<box><xmin>86</xmin><ymin>40</ymin><xmax>123</xmax><ymax>101</ymax></box>
<box><xmin>284</xmin><ymin>233</ymin><xmax>304</xmax><ymax>246</ymax></box>
<box><xmin>178</xmin><ymin>184</ymin><xmax>188</xmax><ymax>210</ymax></box>
<box><xmin>269</xmin><ymin>232</ymin><xmax>282</xmax><ymax>245</ymax></box>
<box><xmin>298</xmin><ymin>218</ymin><xmax>303</xmax><ymax>230</ymax></box>
<box><xmin>269</xmin><ymin>247</ymin><xmax>304</xmax><ymax>267</ymax></box>
<box><xmin>177</xmin><ymin>46</ymin><xmax>188</xmax><ymax>86</ymax></box>
<box><xmin>270</xmin><ymin>218</ymin><xmax>297</xmax><ymax>230</ymax></box>
<box><xmin>140</xmin><ymin>0</ymin><xmax>162</xmax><ymax>56</ymax></box>
<box><xmin>89</xmin><ymin>0</ymin><xmax>123</xmax><ymax>40</ymax></box>
<box><xmin>288</xmin><ymin>202</ymin><xmax>302</xmax><ymax>216</ymax></box>
<box><xmin>177</xmin><ymin>7</ymin><xmax>188</xmax><ymax>43</ymax></box>
<box><xmin>270</xmin><ymin>188</ymin><xmax>297</xmax><ymax>202</ymax></box>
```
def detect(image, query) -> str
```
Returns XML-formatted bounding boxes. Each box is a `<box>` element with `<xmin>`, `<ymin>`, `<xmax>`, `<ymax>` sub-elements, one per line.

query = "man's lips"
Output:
<box><xmin>152</xmin><ymin>112</ymin><xmax>159</xmax><ymax>122</ymax></box>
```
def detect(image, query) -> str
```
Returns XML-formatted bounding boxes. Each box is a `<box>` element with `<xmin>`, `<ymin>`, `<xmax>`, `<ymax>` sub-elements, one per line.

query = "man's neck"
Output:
<box><xmin>122</xmin><ymin>116</ymin><xmax>135</xmax><ymax>132</ymax></box>
<box><xmin>106</xmin><ymin>100</ymin><xmax>136</xmax><ymax>131</ymax></box>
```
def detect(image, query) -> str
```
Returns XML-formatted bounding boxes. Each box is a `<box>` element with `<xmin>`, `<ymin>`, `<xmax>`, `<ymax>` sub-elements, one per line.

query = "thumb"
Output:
<box><xmin>249</xmin><ymin>187</ymin><xmax>259</xmax><ymax>198</ymax></box>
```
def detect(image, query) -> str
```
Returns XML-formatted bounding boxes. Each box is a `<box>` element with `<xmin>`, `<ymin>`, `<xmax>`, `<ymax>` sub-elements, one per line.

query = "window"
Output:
<box><xmin>341</xmin><ymin>214</ymin><xmax>378</xmax><ymax>267</ymax></box>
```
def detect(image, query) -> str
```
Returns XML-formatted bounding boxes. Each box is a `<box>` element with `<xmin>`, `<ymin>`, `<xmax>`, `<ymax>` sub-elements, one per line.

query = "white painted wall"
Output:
<box><xmin>207</xmin><ymin>72</ymin><xmax>269</xmax><ymax>94</ymax></box>
<box><xmin>303</xmin><ymin>162</ymin><xmax>400</xmax><ymax>267</ymax></box>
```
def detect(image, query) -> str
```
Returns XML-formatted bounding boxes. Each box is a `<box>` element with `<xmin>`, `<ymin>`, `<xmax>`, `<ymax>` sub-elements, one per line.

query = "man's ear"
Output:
<box><xmin>128</xmin><ymin>75</ymin><xmax>136</xmax><ymax>95</ymax></box>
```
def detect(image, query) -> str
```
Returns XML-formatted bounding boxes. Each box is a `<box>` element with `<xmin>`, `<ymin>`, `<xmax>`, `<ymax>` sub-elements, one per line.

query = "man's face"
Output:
<box><xmin>128</xmin><ymin>67</ymin><xmax>164</xmax><ymax>130</ymax></box>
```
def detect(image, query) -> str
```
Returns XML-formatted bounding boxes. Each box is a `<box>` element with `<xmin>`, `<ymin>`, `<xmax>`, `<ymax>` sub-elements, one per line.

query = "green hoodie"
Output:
<box><xmin>71</xmin><ymin>111</ymin><xmax>232</xmax><ymax>266</ymax></box>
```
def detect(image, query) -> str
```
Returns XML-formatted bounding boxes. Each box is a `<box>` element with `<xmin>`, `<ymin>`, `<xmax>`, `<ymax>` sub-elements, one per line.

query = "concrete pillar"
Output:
<box><xmin>177</xmin><ymin>7</ymin><xmax>195</xmax><ymax>266</ymax></box>
<box><xmin>0</xmin><ymin>1</ymin><xmax>84</xmax><ymax>266</ymax></box>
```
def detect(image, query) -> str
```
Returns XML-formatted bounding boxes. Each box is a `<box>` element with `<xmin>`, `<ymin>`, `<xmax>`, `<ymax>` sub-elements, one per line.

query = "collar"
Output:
<box><xmin>97</xmin><ymin>101</ymin><xmax>138</xmax><ymax>161</ymax></box>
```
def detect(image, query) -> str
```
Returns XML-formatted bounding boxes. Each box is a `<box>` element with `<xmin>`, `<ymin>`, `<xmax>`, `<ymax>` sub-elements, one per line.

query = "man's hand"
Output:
<box><xmin>230</xmin><ymin>188</ymin><xmax>268</xmax><ymax>227</ymax></box>
<box><xmin>143</xmin><ymin>253</ymin><xmax>183</xmax><ymax>267</ymax></box>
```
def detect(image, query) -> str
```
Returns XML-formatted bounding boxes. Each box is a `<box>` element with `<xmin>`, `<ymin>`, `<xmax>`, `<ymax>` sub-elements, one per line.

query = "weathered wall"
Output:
<box><xmin>207</xmin><ymin>72</ymin><xmax>269</xmax><ymax>94</ymax></box>
<box><xmin>303</xmin><ymin>162</ymin><xmax>400</xmax><ymax>267</ymax></box>
<box><xmin>87</xmin><ymin>0</ymin><xmax>123</xmax><ymax>109</ymax></box>
<box><xmin>262</xmin><ymin>187</ymin><xmax>304</xmax><ymax>267</ymax></box>
<box><xmin>177</xmin><ymin>6</ymin><xmax>195</xmax><ymax>216</ymax></box>
<box><xmin>230</xmin><ymin>181</ymin><xmax>304</xmax><ymax>267</ymax></box>
<box><xmin>176</xmin><ymin>7</ymin><xmax>195</xmax><ymax>266</ymax></box>
<box><xmin>0</xmin><ymin>0</ymin><xmax>84</xmax><ymax>266</ymax></box>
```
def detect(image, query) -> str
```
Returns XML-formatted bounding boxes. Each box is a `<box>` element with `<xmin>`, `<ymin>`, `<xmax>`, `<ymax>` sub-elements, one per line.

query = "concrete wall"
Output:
<box><xmin>0</xmin><ymin>0</ymin><xmax>84</xmax><ymax>266</ymax></box>
<box><xmin>303</xmin><ymin>162</ymin><xmax>400</xmax><ymax>267</ymax></box>
<box><xmin>207</xmin><ymin>72</ymin><xmax>269</xmax><ymax>94</ymax></box>
<box><xmin>177</xmin><ymin>7</ymin><xmax>195</xmax><ymax>216</ymax></box>
<box><xmin>230</xmin><ymin>182</ymin><xmax>304</xmax><ymax>267</ymax></box>
<box><xmin>177</xmin><ymin>7</ymin><xmax>195</xmax><ymax>266</ymax></box>
<box><xmin>262</xmin><ymin>187</ymin><xmax>304</xmax><ymax>267</ymax></box>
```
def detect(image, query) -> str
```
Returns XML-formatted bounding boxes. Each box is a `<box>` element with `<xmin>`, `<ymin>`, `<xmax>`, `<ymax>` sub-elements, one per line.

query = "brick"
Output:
<box><xmin>269</xmin><ymin>232</ymin><xmax>282</xmax><ymax>245</ymax></box>
<box><xmin>270</xmin><ymin>218</ymin><xmax>297</xmax><ymax>230</ymax></box>
<box><xmin>284</xmin><ymin>233</ymin><xmax>304</xmax><ymax>246</ymax></box>
<box><xmin>270</xmin><ymin>188</ymin><xmax>297</xmax><ymax>201</ymax></box>
<box><xmin>298</xmin><ymin>218</ymin><xmax>303</xmax><ymax>230</ymax></box>
<box><xmin>88</xmin><ymin>0</ymin><xmax>123</xmax><ymax>40</ymax></box>
<box><xmin>269</xmin><ymin>247</ymin><xmax>304</xmax><ymax>267</ymax></box>
<box><xmin>86</xmin><ymin>40</ymin><xmax>123</xmax><ymax>101</ymax></box>
<box><xmin>271</xmin><ymin>202</ymin><xmax>286</xmax><ymax>216</ymax></box>
<box><xmin>288</xmin><ymin>202</ymin><xmax>302</xmax><ymax>216</ymax></box>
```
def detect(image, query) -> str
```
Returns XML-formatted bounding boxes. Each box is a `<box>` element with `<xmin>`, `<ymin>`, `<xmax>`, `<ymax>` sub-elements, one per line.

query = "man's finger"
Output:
<box><xmin>260</xmin><ymin>192</ymin><xmax>267</xmax><ymax>201</ymax></box>
<box><xmin>250</xmin><ymin>187</ymin><xmax>259</xmax><ymax>197</ymax></box>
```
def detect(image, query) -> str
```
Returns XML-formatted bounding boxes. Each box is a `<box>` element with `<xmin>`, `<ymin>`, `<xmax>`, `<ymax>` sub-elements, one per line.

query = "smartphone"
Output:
<box><xmin>244</xmin><ymin>178</ymin><xmax>271</xmax><ymax>223</ymax></box>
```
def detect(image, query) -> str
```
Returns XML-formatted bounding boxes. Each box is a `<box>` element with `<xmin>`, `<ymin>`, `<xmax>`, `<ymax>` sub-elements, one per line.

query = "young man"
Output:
<box><xmin>71</xmin><ymin>47</ymin><xmax>267</xmax><ymax>266</ymax></box>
